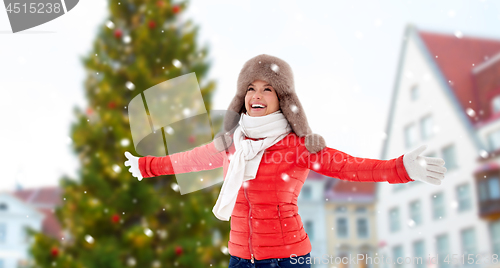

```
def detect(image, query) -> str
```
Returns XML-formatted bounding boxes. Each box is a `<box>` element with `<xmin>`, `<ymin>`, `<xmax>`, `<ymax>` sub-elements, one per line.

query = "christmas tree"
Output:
<box><xmin>27</xmin><ymin>0</ymin><xmax>231</xmax><ymax>267</ymax></box>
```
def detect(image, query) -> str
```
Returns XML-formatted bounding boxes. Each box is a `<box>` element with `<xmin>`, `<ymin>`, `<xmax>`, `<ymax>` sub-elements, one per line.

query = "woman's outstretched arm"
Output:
<box><xmin>297</xmin><ymin>146</ymin><xmax>414</xmax><ymax>184</ymax></box>
<box><xmin>138</xmin><ymin>141</ymin><xmax>226</xmax><ymax>179</ymax></box>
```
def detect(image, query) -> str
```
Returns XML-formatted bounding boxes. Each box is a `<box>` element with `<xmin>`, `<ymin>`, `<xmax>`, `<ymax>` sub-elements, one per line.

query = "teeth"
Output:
<box><xmin>252</xmin><ymin>104</ymin><xmax>265</xmax><ymax>108</ymax></box>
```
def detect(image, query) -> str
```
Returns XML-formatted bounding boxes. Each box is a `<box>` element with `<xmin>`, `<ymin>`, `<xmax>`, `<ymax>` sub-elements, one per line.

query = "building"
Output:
<box><xmin>299</xmin><ymin>170</ymin><xmax>330</xmax><ymax>268</ymax></box>
<box><xmin>325</xmin><ymin>179</ymin><xmax>379</xmax><ymax>268</ymax></box>
<box><xmin>377</xmin><ymin>24</ymin><xmax>500</xmax><ymax>268</ymax></box>
<box><xmin>0</xmin><ymin>186</ymin><xmax>62</xmax><ymax>268</ymax></box>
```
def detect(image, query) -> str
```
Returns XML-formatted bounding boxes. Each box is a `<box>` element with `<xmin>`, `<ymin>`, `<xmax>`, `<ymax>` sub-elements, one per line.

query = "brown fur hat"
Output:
<box><xmin>214</xmin><ymin>54</ymin><xmax>326</xmax><ymax>153</ymax></box>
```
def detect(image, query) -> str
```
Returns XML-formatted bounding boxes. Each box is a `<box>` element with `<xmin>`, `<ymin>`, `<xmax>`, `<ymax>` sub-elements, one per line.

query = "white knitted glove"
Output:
<box><xmin>124</xmin><ymin>151</ymin><xmax>143</xmax><ymax>181</ymax></box>
<box><xmin>403</xmin><ymin>145</ymin><xmax>447</xmax><ymax>185</ymax></box>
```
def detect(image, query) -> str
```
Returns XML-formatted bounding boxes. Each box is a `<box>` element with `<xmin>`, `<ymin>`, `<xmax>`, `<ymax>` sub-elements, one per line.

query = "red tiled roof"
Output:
<box><xmin>332</xmin><ymin>180</ymin><xmax>376</xmax><ymax>194</ymax></box>
<box><xmin>418</xmin><ymin>30</ymin><xmax>500</xmax><ymax>125</ymax></box>
<box><xmin>36</xmin><ymin>207</ymin><xmax>62</xmax><ymax>238</ymax></box>
<box><xmin>12</xmin><ymin>186</ymin><xmax>62</xmax><ymax>206</ymax></box>
<box><xmin>11</xmin><ymin>186</ymin><xmax>63</xmax><ymax>239</ymax></box>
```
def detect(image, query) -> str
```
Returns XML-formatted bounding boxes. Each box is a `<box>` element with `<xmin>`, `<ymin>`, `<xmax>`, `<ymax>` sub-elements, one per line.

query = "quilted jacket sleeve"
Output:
<box><xmin>138</xmin><ymin>141</ymin><xmax>226</xmax><ymax>179</ymax></box>
<box><xmin>297</xmin><ymin>146</ymin><xmax>414</xmax><ymax>184</ymax></box>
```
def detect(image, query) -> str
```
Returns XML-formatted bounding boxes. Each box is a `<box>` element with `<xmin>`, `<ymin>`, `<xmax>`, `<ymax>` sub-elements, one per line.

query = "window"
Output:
<box><xmin>404</xmin><ymin>124</ymin><xmax>418</xmax><ymax>148</ymax></box>
<box><xmin>0</xmin><ymin>223</ymin><xmax>5</xmax><ymax>243</ymax></box>
<box><xmin>413</xmin><ymin>240</ymin><xmax>425</xmax><ymax>268</ymax></box>
<box><xmin>490</xmin><ymin>219</ymin><xmax>500</xmax><ymax>257</ymax></box>
<box><xmin>389</xmin><ymin>207</ymin><xmax>400</xmax><ymax>232</ymax></box>
<box><xmin>432</xmin><ymin>192</ymin><xmax>445</xmax><ymax>220</ymax></box>
<box><xmin>393</xmin><ymin>184</ymin><xmax>406</xmax><ymax>192</ymax></box>
<box><xmin>461</xmin><ymin>228</ymin><xmax>476</xmax><ymax>258</ymax></box>
<box><xmin>305</xmin><ymin>221</ymin><xmax>314</xmax><ymax>240</ymax></box>
<box><xmin>420</xmin><ymin>115</ymin><xmax>433</xmax><ymax>140</ymax></box>
<box><xmin>411</xmin><ymin>85</ymin><xmax>419</xmax><ymax>101</ymax></box>
<box><xmin>357</xmin><ymin>218</ymin><xmax>369</xmax><ymax>238</ymax></box>
<box><xmin>356</xmin><ymin>206</ymin><xmax>367</xmax><ymax>213</ymax></box>
<box><xmin>488</xmin><ymin>129</ymin><xmax>500</xmax><ymax>151</ymax></box>
<box><xmin>492</xmin><ymin>95</ymin><xmax>500</xmax><ymax>114</ymax></box>
<box><xmin>478</xmin><ymin>177</ymin><xmax>500</xmax><ymax>201</ymax></box>
<box><xmin>409</xmin><ymin>200</ymin><xmax>422</xmax><ymax>226</ymax></box>
<box><xmin>301</xmin><ymin>185</ymin><xmax>312</xmax><ymax>200</ymax></box>
<box><xmin>393</xmin><ymin>245</ymin><xmax>404</xmax><ymax>268</ymax></box>
<box><xmin>336</xmin><ymin>206</ymin><xmax>347</xmax><ymax>213</ymax></box>
<box><xmin>436</xmin><ymin>234</ymin><xmax>450</xmax><ymax>268</ymax></box>
<box><xmin>489</xmin><ymin>178</ymin><xmax>500</xmax><ymax>199</ymax></box>
<box><xmin>456</xmin><ymin>183</ymin><xmax>471</xmax><ymax>212</ymax></box>
<box><xmin>441</xmin><ymin>144</ymin><xmax>458</xmax><ymax>171</ymax></box>
<box><xmin>337</xmin><ymin>218</ymin><xmax>348</xmax><ymax>238</ymax></box>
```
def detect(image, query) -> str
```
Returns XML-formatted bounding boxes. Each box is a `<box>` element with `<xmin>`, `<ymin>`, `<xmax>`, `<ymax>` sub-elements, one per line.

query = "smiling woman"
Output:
<box><xmin>244</xmin><ymin>80</ymin><xmax>280</xmax><ymax>117</ymax></box>
<box><xmin>125</xmin><ymin>54</ymin><xmax>447</xmax><ymax>268</ymax></box>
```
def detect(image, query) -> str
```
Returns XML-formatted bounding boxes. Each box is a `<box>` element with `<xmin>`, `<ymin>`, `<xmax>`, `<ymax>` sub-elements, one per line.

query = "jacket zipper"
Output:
<box><xmin>243</xmin><ymin>186</ymin><xmax>255</xmax><ymax>263</ymax></box>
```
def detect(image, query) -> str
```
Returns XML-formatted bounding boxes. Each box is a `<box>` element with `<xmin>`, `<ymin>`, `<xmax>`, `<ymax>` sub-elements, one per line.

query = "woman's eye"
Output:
<box><xmin>247</xmin><ymin>87</ymin><xmax>254</xmax><ymax>91</ymax></box>
<box><xmin>265</xmin><ymin>88</ymin><xmax>271</xmax><ymax>91</ymax></box>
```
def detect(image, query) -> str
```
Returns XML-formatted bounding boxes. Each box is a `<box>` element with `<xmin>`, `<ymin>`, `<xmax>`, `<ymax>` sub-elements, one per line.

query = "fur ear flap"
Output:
<box><xmin>279</xmin><ymin>92</ymin><xmax>311</xmax><ymax>138</ymax></box>
<box><xmin>305</xmin><ymin>134</ymin><xmax>326</xmax><ymax>153</ymax></box>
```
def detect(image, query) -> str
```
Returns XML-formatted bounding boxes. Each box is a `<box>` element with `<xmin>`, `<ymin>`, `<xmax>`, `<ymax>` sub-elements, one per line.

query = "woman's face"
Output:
<box><xmin>244</xmin><ymin>80</ymin><xmax>280</xmax><ymax>117</ymax></box>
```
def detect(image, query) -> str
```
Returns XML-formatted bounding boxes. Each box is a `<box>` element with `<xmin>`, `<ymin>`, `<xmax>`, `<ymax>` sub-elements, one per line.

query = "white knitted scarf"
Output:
<box><xmin>212</xmin><ymin>110</ymin><xmax>292</xmax><ymax>221</ymax></box>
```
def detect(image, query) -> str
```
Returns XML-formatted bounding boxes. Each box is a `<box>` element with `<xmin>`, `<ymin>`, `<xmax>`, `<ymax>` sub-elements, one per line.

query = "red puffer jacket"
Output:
<box><xmin>139</xmin><ymin>132</ymin><xmax>413</xmax><ymax>261</ymax></box>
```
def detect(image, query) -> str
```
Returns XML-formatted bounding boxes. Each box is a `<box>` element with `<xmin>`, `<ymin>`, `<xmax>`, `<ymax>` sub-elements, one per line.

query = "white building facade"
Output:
<box><xmin>377</xmin><ymin>24</ymin><xmax>500</xmax><ymax>268</ymax></box>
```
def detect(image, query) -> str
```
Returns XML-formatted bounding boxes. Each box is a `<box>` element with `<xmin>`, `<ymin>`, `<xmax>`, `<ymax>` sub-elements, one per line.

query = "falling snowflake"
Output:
<box><xmin>165</xmin><ymin>126</ymin><xmax>174</xmax><ymax>135</ymax></box>
<box><xmin>85</xmin><ymin>235</ymin><xmax>94</xmax><ymax>244</ymax></box>
<box><xmin>281</xmin><ymin>173</ymin><xmax>290</xmax><ymax>182</ymax></box>
<box><xmin>221</xmin><ymin>246</ymin><xmax>229</xmax><ymax>255</ymax></box>
<box><xmin>123</xmin><ymin>35</ymin><xmax>131</xmax><ymax>44</ymax></box>
<box><xmin>466</xmin><ymin>108</ymin><xmax>476</xmax><ymax>117</ymax></box>
<box><xmin>270</xmin><ymin>63</ymin><xmax>279</xmax><ymax>73</ymax></box>
<box><xmin>120</xmin><ymin>138</ymin><xmax>130</xmax><ymax>146</ymax></box>
<box><xmin>290</xmin><ymin>104</ymin><xmax>298</xmax><ymax>113</ymax></box>
<box><xmin>171</xmin><ymin>183</ymin><xmax>180</xmax><ymax>192</ymax></box>
<box><xmin>125</xmin><ymin>81</ymin><xmax>135</xmax><ymax>90</ymax></box>
<box><xmin>407</xmin><ymin>219</ymin><xmax>415</xmax><ymax>227</ymax></box>
<box><xmin>243</xmin><ymin>181</ymin><xmax>249</xmax><ymax>188</ymax></box>
<box><xmin>144</xmin><ymin>228</ymin><xmax>153</xmax><ymax>237</ymax></box>
<box><xmin>313</xmin><ymin>163</ymin><xmax>320</xmax><ymax>170</ymax></box>
<box><xmin>106</xmin><ymin>20</ymin><xmax>115</xmax><ymax>29</ymax></box>
<box><xmin>454</xmin><ymin>30</ymin><xmax>463</xmax><ymax>39</ymax></box>
<box><xmin>172</xmin><ymin>59</ymin><xmax>182</xmax><ymax>68</ymax></box>
<box><xmin>112</xmin><ymin>164</ymin><xmax>121</xmax><ymax>173</ymax></box>
<box><xmin>183</xmin><ymin>108</ymin><xmax>190</xmax><ymax>117</ymax></box>
<box><xmin>479</xmin><ymin>150</ymin><xmax>489</xmax><ymax>158</ymax></box>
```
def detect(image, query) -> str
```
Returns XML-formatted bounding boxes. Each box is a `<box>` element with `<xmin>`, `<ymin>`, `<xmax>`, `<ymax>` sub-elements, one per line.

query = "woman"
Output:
<box><xmin>124</xmin><ymin>54</ymin><xmax>447</xmax><ymax>268</ymax></box>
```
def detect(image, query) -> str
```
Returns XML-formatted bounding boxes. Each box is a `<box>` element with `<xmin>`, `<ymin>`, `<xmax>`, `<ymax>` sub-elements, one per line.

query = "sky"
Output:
<box><xmin>1</xmin><ymin>0</ymin><xmax>499</xmax><ymax>191</ymax></box>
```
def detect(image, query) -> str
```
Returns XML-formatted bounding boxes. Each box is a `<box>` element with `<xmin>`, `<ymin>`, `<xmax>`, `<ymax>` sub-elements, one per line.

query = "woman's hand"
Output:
<box><xmin>403</xmin><ymin>145</ymin><xmax>447</xmax><ymax>185</ymax></box>
<box><xmin>124</xmin><ymin>151</ymin><xmax>143</xmax><ymax>181</ymax></box>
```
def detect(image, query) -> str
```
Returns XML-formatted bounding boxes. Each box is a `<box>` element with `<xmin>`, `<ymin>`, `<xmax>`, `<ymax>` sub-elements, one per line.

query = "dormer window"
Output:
<box><xmin>493</xmin><ymin>95</ymin><xmax>500</xmax><ymax>114</ymax></box>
